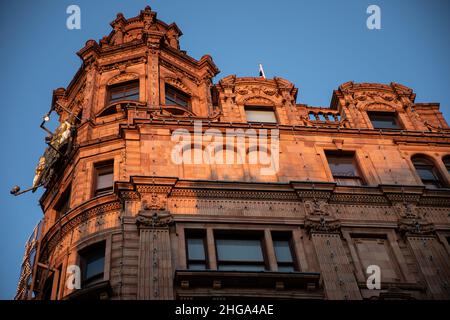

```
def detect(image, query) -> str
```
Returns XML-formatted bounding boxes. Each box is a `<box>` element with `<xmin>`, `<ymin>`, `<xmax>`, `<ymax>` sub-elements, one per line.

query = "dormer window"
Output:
<box><xmin>367</xmin><ymin>111</ymin><xmax>402</xmax><ymax>129</ymax></box>
<box><xmin>165</xmin><ymin>84</ymin><xmax>191</xmax><ymax>109</ymax></box>
<box><xmin>107</xmin><ymin>80</ymin><xmax>139</xmax><ymax>105</ymax></box>
<box><xmin>245</xmin><ymin>106</ymin><xmax>277</xmax><ymax>124</ymax></box>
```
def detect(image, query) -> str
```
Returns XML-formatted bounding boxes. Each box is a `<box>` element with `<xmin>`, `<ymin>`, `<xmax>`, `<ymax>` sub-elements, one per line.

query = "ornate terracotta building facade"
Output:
<box><xmin>15</xmin><ymin>7</ymin><xmax>450</xmax><ymax>300</ymax></box>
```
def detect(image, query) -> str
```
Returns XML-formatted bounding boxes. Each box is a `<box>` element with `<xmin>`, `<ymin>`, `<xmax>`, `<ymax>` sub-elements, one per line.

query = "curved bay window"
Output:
<box><xmin>412</xmin><ymin>155</ymin><xmax>444</xmax><ymax>189</ymax></box>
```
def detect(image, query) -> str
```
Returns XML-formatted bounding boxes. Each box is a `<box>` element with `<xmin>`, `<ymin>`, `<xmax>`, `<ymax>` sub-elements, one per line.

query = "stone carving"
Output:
<box><xmin>395</xmin><ymin>202</ymin><xmax>421</xmax><ymax>219</ymax></box>
<box><xmin>305</xmin><ymin>215</ymin><xmax>341</xmax><ymax>234</ymax></box>
<box><xmin>305</xmin><ymin>199</ymin><xmax>329</xmax><ymax>216</ymax></box>
<box><xmin>107</xmin><ymin>73</ymin><xmax>139</xmax><ymax>86</ymax></box>
<box><xmin>304</xmin><ymin>199</ymin><xmax>341</xmax><ymax>234</ymax></box>
<box><xmin>141</xmin><ymin>193</ymin><xmax>167</xmax><ymax>211</ymax></box>
<box><xmin>398</xmin><ymin>218</ymin><xmax>435</xmax><ymax>236</ymax></box>
<box><xmin>136</xmin><ymin>210</ymin><xmax>173</xmax><ymax>228</ymax></box>
<box><xmin>165</xmin><ymin>77</ymin><xmax>192</xmax><ymax>95</ymax></box>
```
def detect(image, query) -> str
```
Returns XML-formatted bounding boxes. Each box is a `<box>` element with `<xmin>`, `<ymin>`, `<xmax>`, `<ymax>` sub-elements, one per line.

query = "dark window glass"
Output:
<box><xmin>412</xmin><ymin>156</ymin><xmax>443</xmax><ymax>189</ymax></box>
<box><xmin>216</xmin><ymin>236</ymin><xmax>266</xmax><ymax>271</ymax></box>
<box><xmin>94</xmin><ymin>160</ymin><xmax>114</xmax><ymax>196</ymax></box>
<box><xmin>186</xmin><ymin>233</ymin><xmax>207</xmax><ymax>270</ymax></box>
<box><xmin>325</xmin><ymin>151</ymin><xmax>364</xmax><ymax>186</ymax></box>
<box><xmin>443</xmin><ymin>156</ymin><xmax>450</xmax><ymax>175</ymax></box>
<box><xmin>55</xmin><ymin>265</ymin><xmax>62</xmax><ymax>300</ymax></box>
<box><xmin>367</xmin><ymin>111</ymin><xmax>402</xmax><ymax>129</ymax></box>
<box><xmin>107</xmin><ymin>81</ymin><xmax>139</xmax><ymax>104</ymax></box>
<box><xmin>80</xmin><ymin>242</ymin><xmax>105</xmax><ymax>287</ymax></box>
<box><xmin>245</xmin><ymin>107</ymin><xmax>277</xmax><ymax>123</ymax></box>
<box><xmin>273</xmin><ymin>234</ymin><xmax>296</xmax><ymax>272</ymax></box>
<box><xmin>165</xmin><ymin>84</ymin><xmax>191</xmax><ymax>109</ymax></box>
<box><xmin>55</xmin><ymin>185</ymin><xmax>71</xmax><ymax>219</ymax></box>
<box><xmin>42</xmin><ymin>274</ymin><xmax>54</xmax><ymax>300</ymax></box>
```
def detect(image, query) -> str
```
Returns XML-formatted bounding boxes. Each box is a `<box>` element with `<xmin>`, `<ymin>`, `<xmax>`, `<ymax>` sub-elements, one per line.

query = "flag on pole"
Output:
<box><xmin>259</xmin><ymin>64</ymin><xmax>266</xmax><ymax>79</ymax></box>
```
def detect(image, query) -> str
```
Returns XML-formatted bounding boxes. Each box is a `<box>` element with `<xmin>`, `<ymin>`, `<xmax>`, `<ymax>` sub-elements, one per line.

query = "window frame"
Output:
<box><xmin>214</xmin><ymin>232</ymin><xmax>268</xmax><ymax>272</ymax></box>
<box><xmin>94</xmin><ymin>160</ymin><xmax>114</xmax><ymax>197</ymax></box>
<box><xmin>165</xmin><ymin>84</ymin><xmax>191</xmax><ymax>110</ymax></box>
<box><xmin>272</xmin><ymin>232</ymin><xmax>297</xmax><ymax>272</ymax></box>
<box><xmin>411</xmin><ymin>155</ymin><xmax>444</xmax><ymax>189</ymax></box>
<box><xmin>244</xmin><ymin>106</ymin><xmax>278</xmax><ymax>124</ymax></box>
<box><xmin>106</xmin><ymin>80</ymin><xmax>140</xmax><ymax>105</ymax></box>
<box><xmin>185</xmin><ymin>230</ymin><xmax>208</xmax><ymax>270</ymax></box>
<box><xmin>54</xmin><ymin>184</ymin><xmax>71</xmax><ymax>219</ymax></box>
<box><xmin>367</xmin><ymin>111</ymin><xmax>402</xmax><ymax>130</ymax></box>
<box><xmin>325</xmin><ymin>150</ymin><xmax>365</xmax><ymax>186</ymax></box>
<box><xmin>79</xmin><ymin>241</ymin><xmax>106</xmax><ymax>288</ymax></box>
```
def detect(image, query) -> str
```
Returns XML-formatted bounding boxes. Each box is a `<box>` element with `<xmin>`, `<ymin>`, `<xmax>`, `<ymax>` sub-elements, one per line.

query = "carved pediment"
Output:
<box><xmin>165</xmin><ymin>77</ymin><xmax>192</xmax><ymax>95</ymax></box>
<box><xmin>107</xmin><ymin>73</ymin><xmax>139</xmax><ymax>86</ymax></box>
<box><xmin>242</xmin><ymin>96</ymin><xmax>275</xmax><ymax>106</ymax></box>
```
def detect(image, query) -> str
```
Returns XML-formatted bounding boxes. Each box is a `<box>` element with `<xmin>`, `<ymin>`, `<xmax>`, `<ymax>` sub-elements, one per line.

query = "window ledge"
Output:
<box><xmin>64</xmin><ymin>280</ymin><xmax>112</xmax><ymax>300</ymax></box>
<box><xmin>174</xmin><ymin>269</ymin><xmax>321</xmax><ymax>291</ymax></box>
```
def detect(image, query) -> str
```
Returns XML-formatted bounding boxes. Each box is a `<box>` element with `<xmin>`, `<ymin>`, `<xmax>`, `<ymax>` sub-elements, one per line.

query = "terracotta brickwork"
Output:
<box><xmin>16</xmin><ymin>7</ymin><xmax>450</xmax><ymax>300</ymax></box>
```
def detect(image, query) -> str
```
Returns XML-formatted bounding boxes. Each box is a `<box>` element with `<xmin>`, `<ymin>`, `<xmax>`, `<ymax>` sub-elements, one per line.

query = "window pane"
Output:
<box><xmin>416</xmin><ymin>167</ymin><xmax>438</xmax><ymax>181</ymax></box>
<box><xmin>368</xmin><ymin>112</ymin><xmax>401</xmax><ymax>129</ymax></box>
<box><xmin>245</xmin><ymin>109</ymin><xmax>277</xmax><ymax>123</ymax></box>
<box><xmin>218</xmin><ymin>264</ymin><xmax>265</xmax><ymax>272</ymax></box>
<box><xmin>165</xmin><ymin>85</ymin><xmax>190</xmax><ymax>108</ymax></box>
<box><xmin>108</xmin><ymin>81</ymin><xmax>139</xmax><ymax>103</ymax></box>
<box><xmin>187</xmin><ymin>263</ymin><xmax>206</xmax><ymax>270</ymax></box>
<box><xmin>327</xmin><ymin>156</ymin><xmax>358</xmax><ymax>177</ymax></box>
<box><xmin>273</xmin><ymin>240</ymin><xmax>293</xmax><ymax>263</ymax></box>
<box><xmin>277</xmin><ymin>265</ymin><xmax>295</xmax><ymax>272</ymax></box>
<box><xmin>187</xmin><ymin>238</ymin><xmax>205</xmax><ymax>260</ymax></box>
<box><xmin>97</xmin><ymin>172</ymin><xmax>113</xmax><ymax>190</ymax></box>
<box><xmin>85</xmin><ymin>255</ymin><xmax>105</xmax><ymax>280</ymax></box>
<box><xmin>216</xmin><ymin>239</ymin><xmax>263</xmax><ymax>262</ymax></box>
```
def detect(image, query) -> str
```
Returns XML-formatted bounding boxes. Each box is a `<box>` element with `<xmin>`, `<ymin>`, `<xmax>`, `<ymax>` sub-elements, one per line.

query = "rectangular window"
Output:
<box><xmin>165</xmin><ymin>84</ymin><xmax>191</xmax><ymax>109</ymax></box>
<box><xmin>186</xmin><ymin>231</ymin><xmax>207</xmax><ymax>270</ymax></box>
<box><xmin>325</xmin><ymin>151</ymin><xmax>364</xmax><ymax>186</ymax></box>
<box><xmin>272</xmin><ymin>233</ymin><xmax>296</xmax><ymax>272</ymax></box>
<box><xmin>367</xmin><ymin>111</ymin><xmax>401</xmax><ymax>129</ymax></box>
<box><xmin>215</xmin><ymin>234</ymin><xmax>266</xmax><ymax>271</ymax></box>
<box><xmin>107</xmin><ymin>81</ymin><xmax>139</xmax><ymax>104</ymax></box>
<box><xmin>245</xmin><ymin>107</ymin><xmax>277</xmax><ymax>123</ymax></box>
<box><xmin>54</xmin><ymin>185</ymin><xmax>71</xmax><ymax>219</ymax></box>
<box><xmin>80</xmin><ymin>241</ymin><xmax>105</xmax><ymax>287</ymax></box>
<box><xmin>94</xmin><ymin>160</ymin><xmax>114</xmax><ymax>196</ymax></box>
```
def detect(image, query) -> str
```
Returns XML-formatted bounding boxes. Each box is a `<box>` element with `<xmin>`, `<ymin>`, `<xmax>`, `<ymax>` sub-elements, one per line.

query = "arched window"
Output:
<box><xmin>411</xmin><ymin>155</ymin><xmax>443</xmax><ymax>189</ymax></box>
<box><xmin>443</xmin><ymin>155</ymin><xmax>450</xmax><ymax>175</ymax></box>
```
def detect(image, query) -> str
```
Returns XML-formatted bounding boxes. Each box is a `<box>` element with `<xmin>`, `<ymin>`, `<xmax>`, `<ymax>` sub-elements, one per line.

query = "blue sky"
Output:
<box><xmin>0</xmin><ymin>0</ymin><xmax>449</xmax><ymax>299</ymax></box>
